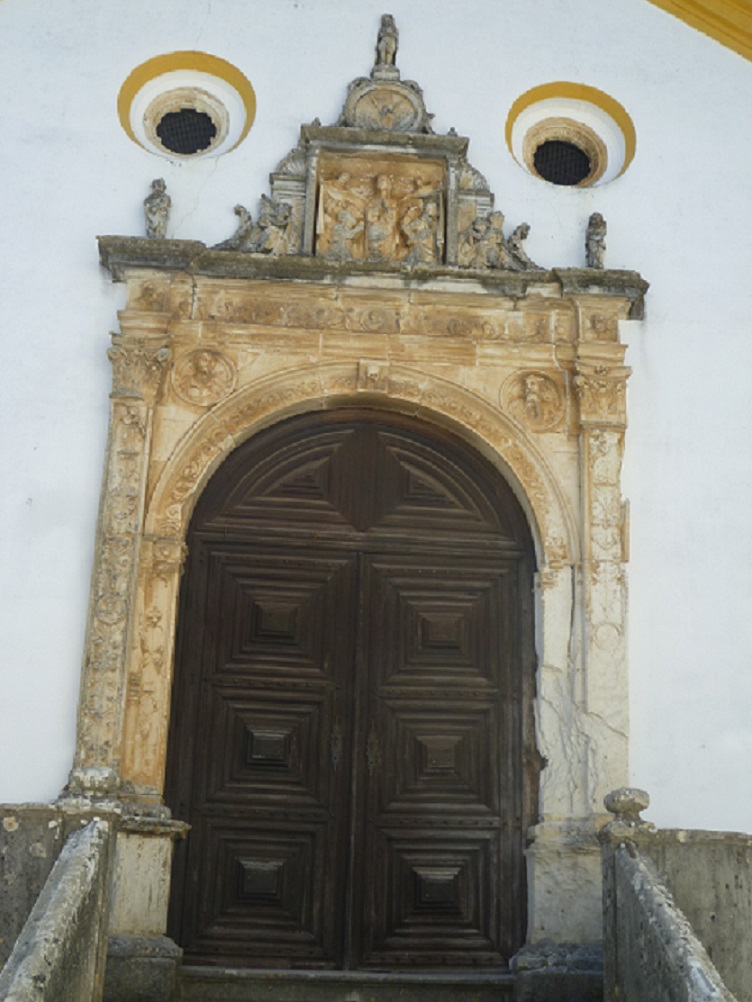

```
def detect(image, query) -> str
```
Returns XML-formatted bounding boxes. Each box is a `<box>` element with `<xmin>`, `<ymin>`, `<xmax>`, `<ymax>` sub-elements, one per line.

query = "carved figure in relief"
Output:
<box><xmin>144</xmin><ymin>179</ymin><xmax>171</xmax><ymax>239</ymax></box>
<box><xmin>503</xmin><ymin>371</ymin><xmax>564</xmax><ymax>431</ymax></box>
<box><xmin>523</xmin><ymin>375</ymin><xmax>544</xmax><ymax>421</ymax></box>
<box><xmin>586</xmin><ymin>212</ymin><xmax>607</xmax><ymax>269</ymax></box>
<box><xmin>213</xmin><ymin>204</ymin><xmax>255</xmax><ymax>251</ymax></box>
<box><xmin>402</xmin><ymin>199</ymin><xmax>440</xmax><ymax>264</ymax></box>
<box><xmin>328</xmin><ymin>208</ymin><xmax>365</xmax><ymax>260</ymax></box>
<box><xmin>365</xmin><ymin>174</ymin><xmax>400</xmax><ymax>259</ymax></box>
<box><xmin>375</xmin><ymin>14</ymin><xmax>399</xmax><ymax>67</ymax></box>
<box><xmin>173</xmin><ymin>349</ymin><xmax>235</xmax><ymax>407</ymax></box>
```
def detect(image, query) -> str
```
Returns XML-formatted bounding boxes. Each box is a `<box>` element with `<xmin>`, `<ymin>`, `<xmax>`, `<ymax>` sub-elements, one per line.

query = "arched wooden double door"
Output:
<box><xmin>165</xmin><ymin>409</ymin><xmax>537</xmax><ymax>970</ymax></box>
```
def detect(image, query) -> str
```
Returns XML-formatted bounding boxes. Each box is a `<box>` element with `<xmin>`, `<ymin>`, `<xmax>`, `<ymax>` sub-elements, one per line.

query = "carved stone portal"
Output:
<box><xmin>73</xmin><ymin>13</ymin><xmax>648</xmax><ymax>957</ymax></box>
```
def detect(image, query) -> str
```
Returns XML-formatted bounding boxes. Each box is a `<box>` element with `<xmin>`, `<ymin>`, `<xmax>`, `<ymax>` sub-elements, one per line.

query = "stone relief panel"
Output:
<box><xmin>502</xmin><ymin>371</ymin><xmax>566</xmax><ymax>432</ymax></box>
<box><xmin>315</xmin><ymin>154</ymin><xmax>445</xmax><ymax>264</ymax></box>
<box><xmin>171</xmin><ymin>349</ymin><xmax>236</xmax><ymax>407</ymax></box>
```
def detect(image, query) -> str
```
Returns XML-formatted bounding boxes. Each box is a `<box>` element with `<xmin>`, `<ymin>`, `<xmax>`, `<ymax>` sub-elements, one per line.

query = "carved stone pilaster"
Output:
<box><xmin>121</xmin><ymin>536</ymin><xmax>187</xmax><ymax>805</ymax></box>
<box><xmin>577</xmin><ymin>419</ymin><xmax>630</xmax><ymax>810</ymax></box>
<box><xmin>67</xmin><ymin>336</ymin><xmax>170</xmax><ymax>800</ymax></box>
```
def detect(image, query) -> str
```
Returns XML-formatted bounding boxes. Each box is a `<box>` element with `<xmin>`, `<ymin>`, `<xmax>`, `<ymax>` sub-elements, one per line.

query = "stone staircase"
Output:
<box><xmin>176</xmin><ymin>968</ymin><xmax>517</xmax><ymax>1002</ymax></box>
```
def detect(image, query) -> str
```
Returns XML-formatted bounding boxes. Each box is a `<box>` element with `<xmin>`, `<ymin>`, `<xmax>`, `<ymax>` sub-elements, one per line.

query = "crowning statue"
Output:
<box><xmin>375</xmin><ymin>14</ymin><xmax>398</xmax><ymax>68</ymax></box>
<box><xmin>144</xmin><ymin>179</ymin><xmax>170</xmax><ymax>239</ymax></box>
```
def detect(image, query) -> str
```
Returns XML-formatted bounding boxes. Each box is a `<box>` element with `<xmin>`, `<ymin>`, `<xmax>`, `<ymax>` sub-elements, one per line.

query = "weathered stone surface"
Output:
<box><xmin>0</xmin><ymin>805</ymin><xmax>116</xmax><ymax>969</ymax></box>
<box><xmin>177</xmin><ymin>969</ymin><xmax>515</xmax><ymax>1002</ymax></box>
<box><xmin>512</xmin><ymin>941</ymin><xmax>603</xmax><ymax>1002</ymax></box>
<box><xmin>606</xmin><ymin>845</ymin><xmax>736</xmax><ymax>1002</ymax></box>
<box><xmin>103</xmin><ymin>935</ymin><xmax>181</xmax><ymax>1002</ymax></box>
<box><xmin>0</xmin><ymin>819</ymin><xmax>113</xmax><ymax>1002</ymax></box>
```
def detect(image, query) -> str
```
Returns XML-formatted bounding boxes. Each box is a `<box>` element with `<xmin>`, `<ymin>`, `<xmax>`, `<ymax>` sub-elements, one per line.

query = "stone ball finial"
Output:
<box><xmin>604</xmin><ymin>787</ymin><xmax>650</xmax><ymax>824</ymax></box>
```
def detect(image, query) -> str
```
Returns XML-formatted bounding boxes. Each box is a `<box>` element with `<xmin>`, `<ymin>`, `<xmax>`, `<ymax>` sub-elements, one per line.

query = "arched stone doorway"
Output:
<box><xmin>164</xmin><ymin>408</ymin><xmax>538</xmax><ymax>969</ymax></box>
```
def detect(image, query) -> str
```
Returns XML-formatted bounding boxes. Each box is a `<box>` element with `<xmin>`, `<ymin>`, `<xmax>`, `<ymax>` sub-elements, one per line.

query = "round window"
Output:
<box><xmin>506</xmin><ymin>83</ymin><xmax>635</xmax><ymax>187</ymax></box>
<box><xmin>118</xmin><ymin>52</ymin><xmax>256</xmax><ymax>160</ymax></box>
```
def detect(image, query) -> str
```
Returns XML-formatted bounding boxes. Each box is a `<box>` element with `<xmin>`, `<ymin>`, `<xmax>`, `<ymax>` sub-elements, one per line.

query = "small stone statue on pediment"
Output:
<box><xmin>144</xmin><ymin>179</ymin><xmax>170</xmax><ymax>239</ymax></box>
<box><xmin>458</xmin><ymin>210</ymin><xmax>538</xmax><ymax>272</ymax></box>
<box><xmin>508</xmin><ymin>223</ymin><xmax>539</xmax><ymax>270</ymax></box>
<box><xmin>376</xmin><ymin>14</ymin><xmax>398</xmax><ymax>68</ymax></box>
<box><xmin>586</xmin><ymin>212</ymin><xmax>607</xmax><ymax>269</ymax></box>
<box><xmin>213</xmin><ymin>205</ymin><xmax>255</xmax><ymax>252</ymax></box>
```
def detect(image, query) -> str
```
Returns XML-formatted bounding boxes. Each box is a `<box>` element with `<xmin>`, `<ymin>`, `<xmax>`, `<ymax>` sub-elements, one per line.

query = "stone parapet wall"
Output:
<box><xmin>0</xmin><ymin>818</ymin><xmax>114</xmax><ymax>1002</ymax></box>
<box><xmin>608</xmin><ymin>845</ymin><xmax>735</xmax><ymax>1002</ymax></box>
<box><xmin>600</xmin><ymin>795</ymin><xmax>748</xmax><ymax>1002</ymax></box>
<box><xmin>635</xmin><ymin>830</ymin><xmax>752</xmax><ymax>1002</ymax></box>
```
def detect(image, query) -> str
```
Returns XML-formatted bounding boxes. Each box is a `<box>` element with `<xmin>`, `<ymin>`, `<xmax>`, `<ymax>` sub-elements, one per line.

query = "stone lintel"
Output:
<box><xmin>299</xmin><ymin>123</ymin><xmax>470</xmax><ymax>157</ymax></box>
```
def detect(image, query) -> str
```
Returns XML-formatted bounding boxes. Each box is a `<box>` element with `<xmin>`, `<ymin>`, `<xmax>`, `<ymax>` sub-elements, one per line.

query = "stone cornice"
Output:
<box><xmin>97</xmin><ymin>236</ymin><xmax>649</xmax><ymax>319</ymax></box>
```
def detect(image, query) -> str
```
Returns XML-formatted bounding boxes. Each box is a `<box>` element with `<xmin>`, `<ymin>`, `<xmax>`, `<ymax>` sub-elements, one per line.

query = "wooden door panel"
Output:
<box><xmin>185</xmin><ymin>815</ymin><xmax>340</xmax><ymax>966</ymax></box>
<box><xmin>167</xmin><ymin>544</ymin><xmax>358</xmax><ymax>967</ymax></box>
<box><xmin>358</xmin><ymin>830</ymin><xmax>506</xmax><ymax>968</ymax></box>
<box><xmin>360</xmin><ymin>553</ymin><xmax>517</xmax><ymax>690</ymax></box>
<box><xmin>369</xmin><ymin>700</ymin><xmax>499</xmax><ymax>817</ymax></box>
<box><xmin>166</xmin><ymin>411</ymin><xmax>537</xmax><ymax>971</ymax></box>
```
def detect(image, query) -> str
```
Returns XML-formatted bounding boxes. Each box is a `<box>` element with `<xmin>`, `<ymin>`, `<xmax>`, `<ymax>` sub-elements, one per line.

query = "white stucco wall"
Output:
<box><xmin>1</xmin><ymin>0</ymin><xmax>750</xmax><ymax>831</ymax></box>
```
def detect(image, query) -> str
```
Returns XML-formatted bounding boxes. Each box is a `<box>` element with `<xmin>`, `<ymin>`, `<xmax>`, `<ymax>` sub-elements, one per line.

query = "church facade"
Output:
<box><xmin>1</xmin><ymin>0</ymin><xmax>751</xmax><ymax>988</ymax></box>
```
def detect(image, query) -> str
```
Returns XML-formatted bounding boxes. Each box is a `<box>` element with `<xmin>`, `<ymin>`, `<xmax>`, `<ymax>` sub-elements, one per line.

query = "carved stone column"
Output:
<box><xmin>574</xmin><ymin>352</ymin><xmax>631</xmax><ymax>812</ymax></box>
<box><xmin>66</xmin><ymin>331</ymin><xmax>170</xmax><ymax>799</ymax></box>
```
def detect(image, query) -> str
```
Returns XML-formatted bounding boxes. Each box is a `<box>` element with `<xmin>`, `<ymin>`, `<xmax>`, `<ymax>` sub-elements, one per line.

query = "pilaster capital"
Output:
<box><xmin>108</xmin><ymin>332</ymin><xmax>171</xmax><ymax>403</ymax></box>
<box><xmin>574</xmin><ymin>361</ymin><xmax>631</xmax><ymax>428</ymax></box>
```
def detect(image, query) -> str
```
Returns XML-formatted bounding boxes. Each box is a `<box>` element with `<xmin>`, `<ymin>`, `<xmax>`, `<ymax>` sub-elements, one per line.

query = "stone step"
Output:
<box><xmin>177</xmin><ymin>967</ymin><xmax>516</xmax><ymax>1002</ymax></box>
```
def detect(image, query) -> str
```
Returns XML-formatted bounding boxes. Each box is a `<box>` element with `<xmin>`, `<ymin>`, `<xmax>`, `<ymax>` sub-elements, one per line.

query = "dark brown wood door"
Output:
<box><xmin>165</xmin><ymin>411</ymin><xmax>537</xmax><ymax>970</ymax></box>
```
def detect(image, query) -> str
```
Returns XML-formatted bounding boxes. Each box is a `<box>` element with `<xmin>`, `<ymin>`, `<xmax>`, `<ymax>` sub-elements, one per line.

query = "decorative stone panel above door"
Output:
<box><xmin>69</xmin><ymin>14</ymin><xmax>647</xmax><ymax>954</ymax></box>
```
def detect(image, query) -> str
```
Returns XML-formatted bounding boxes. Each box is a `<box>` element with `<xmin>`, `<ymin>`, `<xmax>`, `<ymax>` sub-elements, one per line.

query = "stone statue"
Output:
<box><xmin>586</xmin><ymin>212</ymin><xmax>607</xmax><ymax>269</ymax></box>
<box><xmin>213</xmin><ymin>204</ymin><xmax>255</xmax><ymax>252</ymax></box>
<box><xmin>507</xmin><ymin>223</ymin><xmax>539</xmax><ymax>270</ymax></box>
<box><xmin>251</xmin><ymin>195</ymin><xmax>300</xmax><ymax>256</ymax></box>
<box><xmin>375</xmin><ymin>14</ymin><xmax>398</xmax><ymax>68</ymax></box>
<box><xmin>144</xmin><ymin>179</ymin><xmax>170</xmax><ymax>239</ymax></box>
<box><xmin>458</xmin><ymin>213</ymin><xmax>539</xmax><ymax>271</ymax></box>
